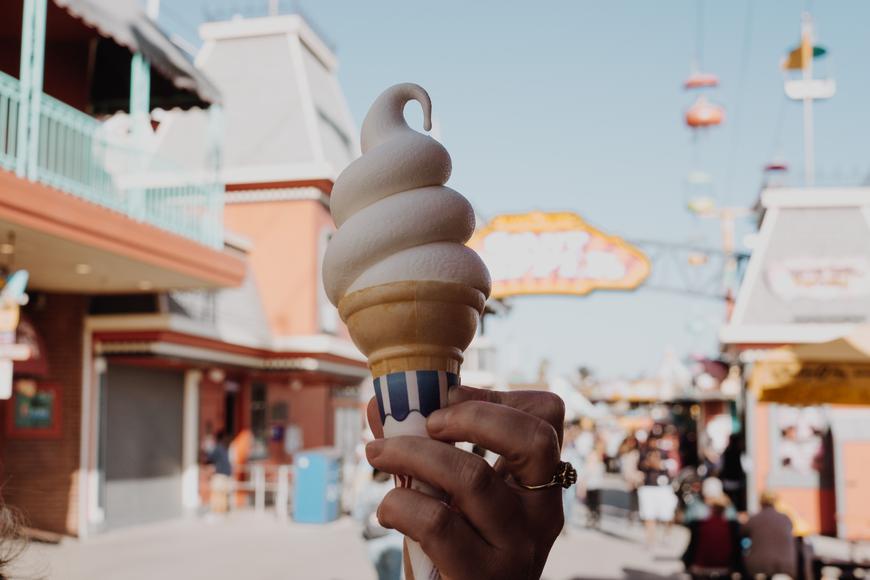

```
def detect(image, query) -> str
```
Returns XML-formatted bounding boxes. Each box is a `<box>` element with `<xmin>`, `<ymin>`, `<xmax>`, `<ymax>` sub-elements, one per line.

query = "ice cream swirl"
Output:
<box><xmin>323</xmin><ymin>83</ymin><xmax>491</xmax><ymax>306</ymax></box>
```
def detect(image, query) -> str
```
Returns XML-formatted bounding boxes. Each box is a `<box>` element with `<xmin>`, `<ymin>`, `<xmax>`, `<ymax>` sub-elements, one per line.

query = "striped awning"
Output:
<box><xmin>54</xmin><ymin>0</ymin><xmax>221</xmax><ymax>105</ymax></box>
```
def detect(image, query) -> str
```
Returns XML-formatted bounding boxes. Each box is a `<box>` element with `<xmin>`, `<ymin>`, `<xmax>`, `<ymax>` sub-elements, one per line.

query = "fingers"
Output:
<box><xmin>427</xmin><ymin>401</ymin><xmax>561</xmax><ymax>488</ymax></box>
<box><xmin>366</xmin><ymin>397</ymin><xmax>384</xmax><ymax>439</ymax></box>
<box><xmin>378</xmin><ymin>487</ymin><xmax>486</xmax><ymax>580</ymax></box>
<box><xmin>367</xmin><ymin>436</ymin><xmax>520</xmax><ymax>544</ymax></box>
<box><xmin>448</xmin><ymin>386</ymin><xmax>566</xmax><ymax>445</ymax></box>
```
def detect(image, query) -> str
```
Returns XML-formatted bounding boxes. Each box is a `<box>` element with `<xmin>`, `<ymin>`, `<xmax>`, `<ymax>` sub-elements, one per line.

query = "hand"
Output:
<box><xmin>365</xmin><ymin>385</ymin><xmax>566</xmax><ymax>580</ymax></box>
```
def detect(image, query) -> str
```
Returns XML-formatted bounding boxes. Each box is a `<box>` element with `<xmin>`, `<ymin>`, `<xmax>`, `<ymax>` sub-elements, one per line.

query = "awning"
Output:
<box><xmin>54</xmin><ymin>0</ymin><xmax>221</xmax><ymax>106</ymax></box>
<box><xmin>749</xmin><ymin>327</ymin><xmax>870</xmax><ymax>405</ymax></box>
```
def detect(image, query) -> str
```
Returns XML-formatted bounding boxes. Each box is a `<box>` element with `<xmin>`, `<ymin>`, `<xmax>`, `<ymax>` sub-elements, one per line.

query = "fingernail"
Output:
<box><xmin>366</xmin><ymin>439</ymin><xmax>384</xmax><ymax>461</ymax></box>
<box><xmin>427</xmin><ymin>409</ymin><xmax>447</xmax><ymax>432</ymax></box>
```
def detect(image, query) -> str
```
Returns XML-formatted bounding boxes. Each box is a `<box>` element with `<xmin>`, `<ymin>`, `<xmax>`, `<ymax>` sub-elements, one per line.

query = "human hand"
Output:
<box><xmin>365</xmin><ymin>385</ymin><xmax>567</xmax><ymax>580</ymax></box>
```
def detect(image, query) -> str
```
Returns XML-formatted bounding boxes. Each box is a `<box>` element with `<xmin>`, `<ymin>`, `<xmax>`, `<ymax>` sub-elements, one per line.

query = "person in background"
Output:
<box><xmin>742</xmin><ymin>490</ymin><xmax>797</xmax><ymax>579</ymax></box>
<box><xmin>208</xmin><ymin>430</ymin><xmax>233</xmax><ymax>515</ymax></box>
<box><xmin>561</xmin><ymin>422</ymin><xmax>583</xmax><ymax>531</ymax></box>
<box><xmin>638</xmin><ymin>449</ymin><xmax>677</xmax><ymax>547</ymax></box>
<box><xmin>618</xmin><ymin>434</ymin><xmax>642</xmax><ymax>523</ymax></box>
<box><xmin>582</xmin><ymin>439</ymin><xmax>606</xmax><ymax>528</ymax></box>
<box><xmin>353</xmin><ymin>468</ymin><xmax>403</xmax><ymax>580</ymax></box>
<box><xmin>682</xmin><ymin>477</ymin><xmax>738</xmax><ymax>525</ymax></box>
<box><xmin>681</xmin><ymin>494</ymin><xmax>743</xmax><ymax>578</ymax></box>
<box><xmin>574</xmin><ymin>419</ymin><xmax>595</xmax><ymax>459</ymax></box>
<box><xmin>200</xmin><ymin>420</ymin><xmax>217</xmax><ymax>463</ymax></box>
<box><xmin>719</xmin><ymin>432</ymin><xmax>747</xmax><ymax>513</ymax></box>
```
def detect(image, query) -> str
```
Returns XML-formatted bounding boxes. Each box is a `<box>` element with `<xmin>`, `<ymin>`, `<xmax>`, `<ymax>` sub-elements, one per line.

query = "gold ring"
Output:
<box><xmin>518</xmin><ymin>461</ymin><xmax>577</xmax><ymax>490</ymax></box>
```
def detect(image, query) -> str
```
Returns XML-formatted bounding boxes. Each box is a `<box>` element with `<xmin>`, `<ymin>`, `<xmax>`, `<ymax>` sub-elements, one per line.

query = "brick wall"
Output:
<box><xmin>289</xmin><ymin>383</ymin><xmax>333</xmax><ymax>450</ymax></box>
<box><xmin>1</xmin><ymin>294</ymin><xmax>86</xmax><ymax>535</ymax></box>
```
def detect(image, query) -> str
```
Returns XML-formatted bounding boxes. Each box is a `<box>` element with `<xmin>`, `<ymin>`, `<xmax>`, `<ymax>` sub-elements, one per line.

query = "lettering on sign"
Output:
<box><xmin>766</xmin><ymin>257</ymin><xmax>870</xmax><ymax>300</ymax></box>
<box><xmin>468</xmin><ymin>212</ymin><xmax>650</xmax><ymax>299</ymax></box>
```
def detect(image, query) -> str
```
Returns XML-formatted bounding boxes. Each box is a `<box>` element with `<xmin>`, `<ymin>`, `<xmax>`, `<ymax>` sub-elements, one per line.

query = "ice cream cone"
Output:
<box><xmin>325</xmin><ymin>83</ymin><xmax>491</xmax><ymax>580</ymax></box>
<box><xmin>338</xmin><ymin>279</ymin><xmax>486</xmax><ymax>376</ymax></box>
<box><xmin>340</xmin><ymin>280</ymin><xmax>485</xmax><ymax>580</ymax></box>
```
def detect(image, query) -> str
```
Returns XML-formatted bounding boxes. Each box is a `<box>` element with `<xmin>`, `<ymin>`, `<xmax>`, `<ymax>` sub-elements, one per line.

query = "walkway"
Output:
<box><xmin>11</xmin><ymin>510</ymin><xmax>687</xmax><ymax>580</ymax></box>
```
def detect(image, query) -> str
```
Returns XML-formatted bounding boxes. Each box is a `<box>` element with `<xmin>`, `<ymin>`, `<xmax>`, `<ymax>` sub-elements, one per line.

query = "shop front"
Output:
<box><xmin>88</xmin><ymin>318</ymin><xmax>367</xmax><ymax>525</ymax></box>
<box><xmin>722</xmin><ymin>187</ymin><xmax>870</xmax><ymax>539</ymax></box>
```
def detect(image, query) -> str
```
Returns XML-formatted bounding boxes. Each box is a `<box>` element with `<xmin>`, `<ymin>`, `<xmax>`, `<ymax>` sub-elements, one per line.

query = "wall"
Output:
<box><xmin>841</xmin><ymin>441</ymin><xmax>870</xmax><ymax>539</ymax></box>
<box><xmin>288</xmin><ymin>383</ymin><xmax>333</xmax><ymax>450</ymax></box>
<box><xmin>753</xmin><ymin>402</ymin><xmax>836</xmax><ymax>536</ymax></box>
<box><xmin>199</xmin><ymin>378</ymin><xmax>226</xmax><ymax>443</ymax></box>
<box><xmin>1</xmin><ymin>294</ymin><xmax>86</xmax><ymax>535</ymax></box>
<box><xmin>225</xmin><ymin>199</ymin><xmax>337</xmax><ymax>337</ymax></box>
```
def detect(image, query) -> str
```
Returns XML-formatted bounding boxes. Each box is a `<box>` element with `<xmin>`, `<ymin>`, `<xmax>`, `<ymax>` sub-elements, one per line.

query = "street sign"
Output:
<box><xmin>785</xmin><ymin>78</ymin><xmax>836</xmax><ymax>101</ymax></box>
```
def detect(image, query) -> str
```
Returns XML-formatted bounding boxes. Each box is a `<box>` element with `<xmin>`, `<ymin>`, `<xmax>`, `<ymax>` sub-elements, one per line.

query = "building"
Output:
<box><xmin>0</xmin><ymin>0</ymin><xmax>247</xmax><ymax>536</ymax></box>
<box><xmin>722</xmin><ymin>186</ymin><xmax>870</xmax><ymax>539</ymax></box>
<box><xmin>86</xmin><ymin>9</ymin><xmax>369</xmax><ymax>528</ymax></box>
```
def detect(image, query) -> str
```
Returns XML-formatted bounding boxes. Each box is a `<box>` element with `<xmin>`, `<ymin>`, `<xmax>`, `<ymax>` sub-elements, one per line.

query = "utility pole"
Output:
<box><xmin>801</xmin><ymin>12</ymin><xmax>814</xmax><ymax>187</ymax></box>
<box><xmin>783</xmin><ymin>12</ymin><xmax>835</xmax><ymax>186</ymax></box>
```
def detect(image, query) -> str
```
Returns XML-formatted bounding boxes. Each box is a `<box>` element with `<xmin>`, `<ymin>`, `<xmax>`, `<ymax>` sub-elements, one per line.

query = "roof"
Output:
<box><xmin>195</xmin><ymin>14</ymin><xmax>358</xmax><ymax>186</ymax></box>
<box><xmin>722</xmin><ymin>187</ymin><xmax>870</xmax><ymax>346</ymax></box>
<box><xmin>54</xmin><ymin>0</ymin><xmax>221</xmax><ymax>105</ymax></box>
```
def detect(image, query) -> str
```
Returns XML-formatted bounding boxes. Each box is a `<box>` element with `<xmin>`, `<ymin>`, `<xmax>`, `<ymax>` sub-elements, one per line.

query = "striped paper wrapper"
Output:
<box><xmin>373</xmin><ymin>370</ymin><xmax>460</xmax><ymax>580</ymax></box>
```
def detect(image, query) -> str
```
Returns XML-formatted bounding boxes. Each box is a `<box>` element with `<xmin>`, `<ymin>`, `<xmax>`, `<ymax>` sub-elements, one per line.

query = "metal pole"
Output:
<box><xmin>276</xmin><ymin>465</ymin><xmax>289</xmax><ymax>520</ymax></box>
<box><xmin>254</xmin><ymin>464</ymin><xmax>266</xmax><ymax>513</ymax></box>
<box><xmin>802</xmin><ymin>12</ymin><xmax>815</xmax><ymax>187</ymax></box>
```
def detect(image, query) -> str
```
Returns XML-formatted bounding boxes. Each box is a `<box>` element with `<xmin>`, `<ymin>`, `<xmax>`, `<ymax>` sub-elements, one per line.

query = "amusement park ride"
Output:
<box><xmin>472</xmin><ymin>9</ymin><xmax>829</xmax><ymax>307</ymax></box>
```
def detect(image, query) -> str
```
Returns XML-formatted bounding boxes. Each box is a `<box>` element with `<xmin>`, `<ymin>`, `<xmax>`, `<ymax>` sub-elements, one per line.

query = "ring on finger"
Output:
<box><xmin>516</xmin><ymin>461</ymin><xmax>577</xmax><ymax>490</ymax></box>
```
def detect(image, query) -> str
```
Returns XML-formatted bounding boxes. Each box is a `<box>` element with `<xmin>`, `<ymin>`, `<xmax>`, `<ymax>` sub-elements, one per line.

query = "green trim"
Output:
<box><xmin>24</xmin><ymin>0</ymin><xmax>46</xmax><ymax>179</ymax></box>
<box><xmin>15</xmin><ymin>0</ymin><xmax>36</xmax><ymax>176</ymax></box>
<box><xmin>0</xmin><ymin>70</ymin><xmax>224</xmax><ymax>249</ymax></box>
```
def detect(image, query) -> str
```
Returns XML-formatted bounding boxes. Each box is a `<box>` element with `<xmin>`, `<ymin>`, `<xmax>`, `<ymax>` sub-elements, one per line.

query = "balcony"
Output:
<box><xmin>0</xmin><ymin>69</ymin><xmax>223</xmax><ymax>249</ymax></box>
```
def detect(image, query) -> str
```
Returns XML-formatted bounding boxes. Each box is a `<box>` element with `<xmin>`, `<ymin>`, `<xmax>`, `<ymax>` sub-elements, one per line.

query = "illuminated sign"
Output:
<box><xmin>468</xmin><ymin>212</ymin><xmax>650</xmax><ymax>299</ymax></box>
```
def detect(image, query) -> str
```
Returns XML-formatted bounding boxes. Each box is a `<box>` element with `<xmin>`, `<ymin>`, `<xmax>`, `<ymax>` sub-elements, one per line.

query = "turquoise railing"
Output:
<box><xmin>0</xmin><ymin>70</ymin><xmax>223</xmax><ymax>249</ymax></box>
<box><xmin>0</xmin><ymin>72</ymin><xmax>20</xmax><ymax>172</ymax></box>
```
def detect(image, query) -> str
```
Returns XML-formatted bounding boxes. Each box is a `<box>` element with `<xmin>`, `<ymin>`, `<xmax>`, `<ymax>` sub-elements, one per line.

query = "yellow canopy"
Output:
<box><xmin>749</xmin><ymin>327</ymin><xmax>870</xmax><ymax>405</ymax></box>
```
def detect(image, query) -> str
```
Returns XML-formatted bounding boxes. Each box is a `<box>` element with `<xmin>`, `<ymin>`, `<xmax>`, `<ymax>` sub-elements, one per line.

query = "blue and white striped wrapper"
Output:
<box><xmin>373</xmin><ymin>370</ymin><xmax>459</xmax><ymax>580</ymax></box>
<box><xmin>373</xmin><ymin>370</ymin><xmax>459</xmax><ymax>425</ymax></box>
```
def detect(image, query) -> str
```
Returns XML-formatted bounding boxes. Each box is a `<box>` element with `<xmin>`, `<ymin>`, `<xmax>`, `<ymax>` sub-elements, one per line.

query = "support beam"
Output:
<box><xmin>129</xmin><ymin>53</ymin><xmax>151</xmax><ymax>140</ymax></box>
<box><xmin>129</xmin><ymin>52</ymin><xmax>151</xmax><ymax>220</ymax></box>
<box><xmin>182</xmin><ymin>369</ymin><xmax>202</xmax><ymax>513</ymax></box>
<box><xmin>16</xmin><ymin>0</ymin><xmax>47</xmax><ymax>178</ymax></box>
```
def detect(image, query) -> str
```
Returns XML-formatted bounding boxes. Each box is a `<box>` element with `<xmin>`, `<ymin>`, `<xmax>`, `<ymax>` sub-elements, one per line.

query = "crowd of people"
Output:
<box><xmin>562</xmin><ymin>419</ymin><xmax>803</xmax><ymax>578</ymax></box>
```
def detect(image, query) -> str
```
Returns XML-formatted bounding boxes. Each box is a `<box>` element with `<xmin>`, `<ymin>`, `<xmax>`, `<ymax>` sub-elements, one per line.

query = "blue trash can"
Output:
<box><xmin>293</xmin><ymin>447</ymin><xmax>341</xmax><ymax>523</ymax></box>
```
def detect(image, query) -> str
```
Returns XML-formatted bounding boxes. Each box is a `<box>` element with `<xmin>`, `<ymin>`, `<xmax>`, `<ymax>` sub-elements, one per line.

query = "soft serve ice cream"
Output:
<box><xmin>322</xmin><ymin>83</ymin><xmax>490</xmax><ymax>580</ymax></box>
<box><xmin>322</xmin><ymin>83</ymin><xmax>490</xmax><ymax>307</ymax></box>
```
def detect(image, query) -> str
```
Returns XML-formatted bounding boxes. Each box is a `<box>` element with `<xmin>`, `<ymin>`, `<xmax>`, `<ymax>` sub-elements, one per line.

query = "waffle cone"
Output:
<box><xmin>338</xmin><ymin>280</ymin><xmax>486</xmax><ymax>377</ymax></box>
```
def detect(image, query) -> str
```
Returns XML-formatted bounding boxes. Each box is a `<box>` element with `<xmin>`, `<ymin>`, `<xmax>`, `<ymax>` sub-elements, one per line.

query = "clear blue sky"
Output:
<box><xmin>162</xmin><ymin>1</ymin><xmax>870</xmax><ymax>380</ymax></box>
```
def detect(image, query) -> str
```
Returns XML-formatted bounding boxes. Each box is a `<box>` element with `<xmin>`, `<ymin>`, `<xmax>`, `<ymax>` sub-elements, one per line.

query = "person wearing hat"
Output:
<box><xmin>743</xmin><ymin>490</ymin><xmax>797</xmax><ymax>579</ymax></box>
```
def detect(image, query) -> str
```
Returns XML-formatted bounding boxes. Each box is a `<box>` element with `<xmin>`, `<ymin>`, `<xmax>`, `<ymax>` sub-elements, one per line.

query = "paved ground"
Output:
<box><xmin>12</xmin><ymin>508</ymin><xmax>687</xmax><ymax>580</ymax></box>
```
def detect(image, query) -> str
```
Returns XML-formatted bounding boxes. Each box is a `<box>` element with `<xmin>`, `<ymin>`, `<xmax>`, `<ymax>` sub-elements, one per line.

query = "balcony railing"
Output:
<box><xmin>0</xmin><ymin>70</ymin><xmax>223</xmax><ymax>249</ymax></box>
<box><xmin>0</xmin><ymin>72</ymin><xmax>20</xmax><ymax>171</ymax></box>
